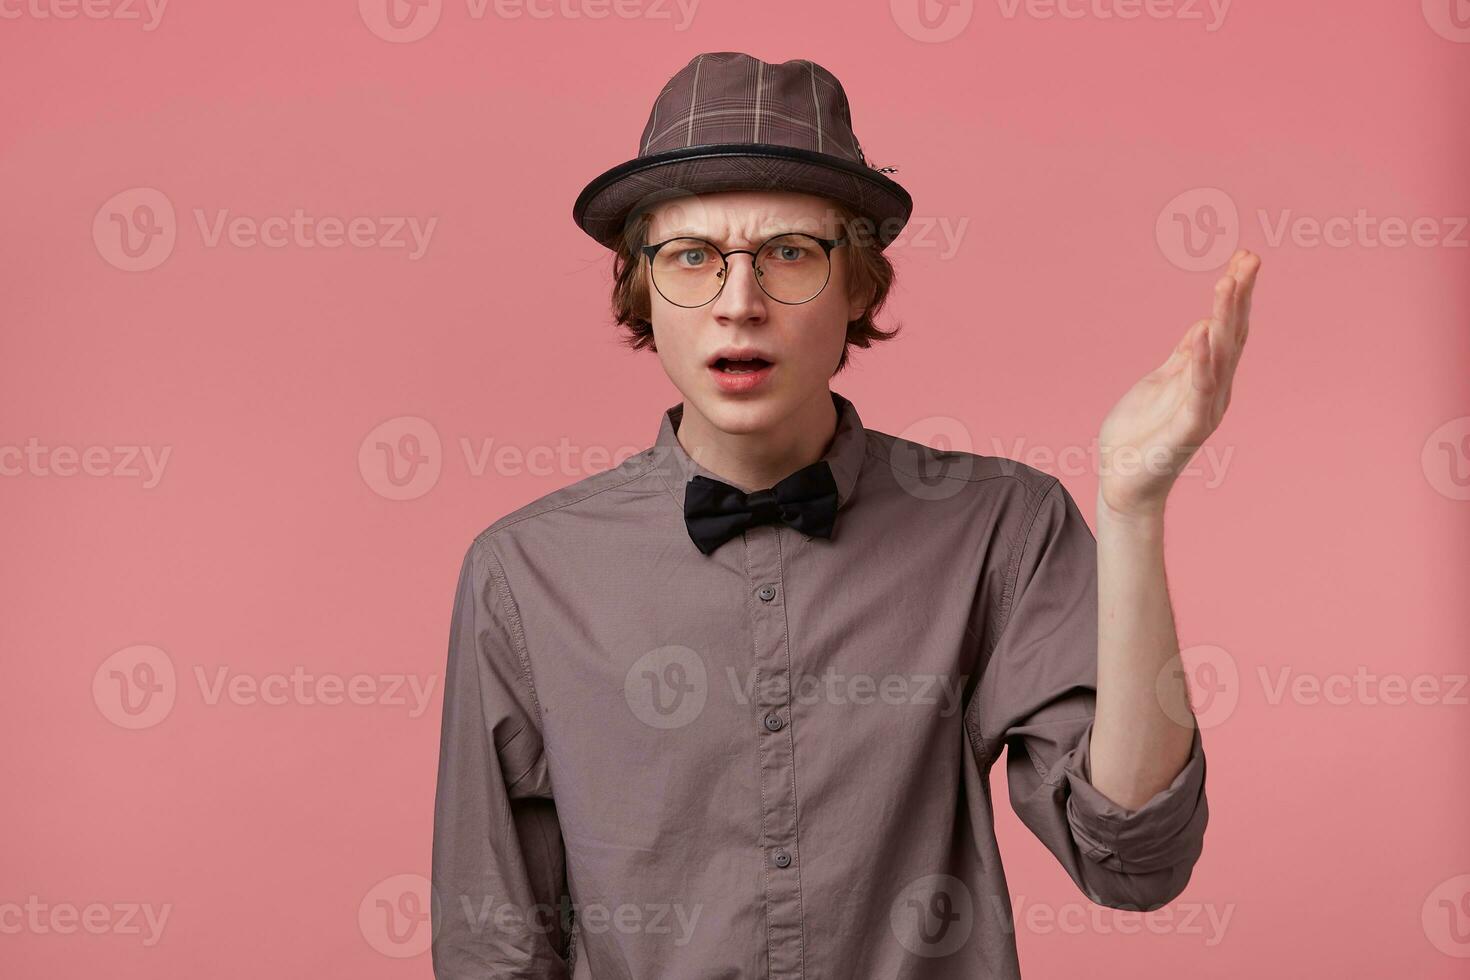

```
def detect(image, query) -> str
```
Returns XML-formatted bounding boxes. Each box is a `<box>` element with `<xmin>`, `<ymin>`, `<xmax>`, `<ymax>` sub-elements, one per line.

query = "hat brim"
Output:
<box><xmin>572</xmin><ymin>143</ymin><xmax>913</xmax><ymax>251</ymax></box>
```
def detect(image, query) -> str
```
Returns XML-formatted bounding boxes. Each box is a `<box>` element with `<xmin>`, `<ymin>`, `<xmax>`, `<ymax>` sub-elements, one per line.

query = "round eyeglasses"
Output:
<box><xmin>640</xmin><ymin>232</ymin><xmax>848</xmax><ymax>308</ymax></box>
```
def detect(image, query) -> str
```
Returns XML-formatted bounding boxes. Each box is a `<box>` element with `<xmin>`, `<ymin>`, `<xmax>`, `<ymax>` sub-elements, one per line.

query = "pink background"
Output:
<box><xmin>3</xmin><ymin>1</ymin><xmax>1468</xmax><ymax>977</ymax></box>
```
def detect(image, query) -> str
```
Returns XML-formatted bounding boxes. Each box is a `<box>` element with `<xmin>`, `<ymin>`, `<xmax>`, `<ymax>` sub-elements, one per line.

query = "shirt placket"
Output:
<box><xmin>743</xmin><ymin>523</ymin><xmax>805</xmax><ymax>979</ymax></box>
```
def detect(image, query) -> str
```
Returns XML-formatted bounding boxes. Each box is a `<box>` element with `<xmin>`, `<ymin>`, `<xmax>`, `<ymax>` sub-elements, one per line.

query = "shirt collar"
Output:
<box><xmin>648</xmin><ymin>389</ymin><xmax>868</xmax><ymax>514</ymax></box>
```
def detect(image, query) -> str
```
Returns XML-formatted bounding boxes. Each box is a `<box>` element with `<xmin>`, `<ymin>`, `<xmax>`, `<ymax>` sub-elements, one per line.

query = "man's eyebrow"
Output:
<box><xmin>654</xmin><ymin>228</ymin><xmax>812</xmax><ymax>243</ymax></box>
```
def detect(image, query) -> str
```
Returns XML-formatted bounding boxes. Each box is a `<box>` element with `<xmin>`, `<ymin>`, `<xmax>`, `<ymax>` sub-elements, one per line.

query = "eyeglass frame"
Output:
<box><xmin>639</xmin><ymin>232</ymin><xmax>849</xmax><ymax>308</ymax></box>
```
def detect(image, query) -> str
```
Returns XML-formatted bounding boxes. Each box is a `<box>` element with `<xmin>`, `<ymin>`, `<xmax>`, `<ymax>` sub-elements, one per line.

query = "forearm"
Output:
<box><xmin>1087</xmin><ymin>491</ymin><xmax>1198</xmax><ymax>811</ymax></box>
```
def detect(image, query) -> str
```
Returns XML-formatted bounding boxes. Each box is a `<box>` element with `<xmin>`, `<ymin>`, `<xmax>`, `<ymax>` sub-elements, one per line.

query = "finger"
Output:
<box><xmin>1208</xmin><ymin>273</ymin><xmax>1233</xmax><ymax>382</ymax></box>
<box><xmin>1232</xmin><ymin>251</ymin><xmax>1261</xmax><ymax>347</ymax></box>
<box><xmin>1189</xmin><ymin>311</ymin><xmax>1217</xmax><ymax>398</ymax></box>
<box><xmin>1223</xmin><ymin>254</ymin><xmax>1258</xmax><ymax>384</ymax></box>
<box><xmin>1160</xmin><ymin>318</ymin><xmax>1207</xmax><ymax>373</ymax></box>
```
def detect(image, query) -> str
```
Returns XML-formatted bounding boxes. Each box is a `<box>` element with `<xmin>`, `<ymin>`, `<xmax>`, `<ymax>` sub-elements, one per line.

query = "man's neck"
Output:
<box><xmin>675</xmin><ymin>390</ymin><xmax>838</xmax><ymax>492</ymax></box>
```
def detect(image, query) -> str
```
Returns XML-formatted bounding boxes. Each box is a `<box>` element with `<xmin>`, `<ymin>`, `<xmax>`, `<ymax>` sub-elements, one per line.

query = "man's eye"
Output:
<box><xmin>765</xmin><ymin>242</ymin><xmax>812</xmax><ymax>262</ymax></box>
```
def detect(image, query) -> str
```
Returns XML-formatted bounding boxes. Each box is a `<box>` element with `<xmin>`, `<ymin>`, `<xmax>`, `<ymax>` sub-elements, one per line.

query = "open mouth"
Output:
<box><xmin>712</xmin><ymin>357</ymin><xmax>772</xmax><ymax>374</ymax></box>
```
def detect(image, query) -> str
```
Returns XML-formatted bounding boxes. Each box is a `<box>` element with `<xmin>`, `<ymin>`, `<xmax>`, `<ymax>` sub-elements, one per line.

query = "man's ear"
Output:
<box><xmin>838</xmin><ymin>230</ymin><xmax>873</xmax><ymax>322</ymax></box>
<box><xmin>847</xmin><ymin>281</ymin><xmax>873</xmax><ymax>323</ymax></box>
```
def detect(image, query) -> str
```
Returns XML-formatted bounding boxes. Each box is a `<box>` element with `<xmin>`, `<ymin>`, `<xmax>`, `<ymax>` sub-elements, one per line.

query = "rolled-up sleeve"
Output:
<box><xmin>964</xmin><ymin>478</ymin><xmax>1208</xmax><ymax>912</ymax></box>
<box><xmin>431</xmin><ymin>538</ymin><xmax>572</xmax><ymax>979</ymax></box>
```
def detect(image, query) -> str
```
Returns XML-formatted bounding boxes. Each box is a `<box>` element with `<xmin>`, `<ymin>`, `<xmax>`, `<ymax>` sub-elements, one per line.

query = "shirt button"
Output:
<box><xmin>763</xmin><ymin>711</ymin><xmax>784</xmax><ymax>732</ymax></box>
<box><xmin>772</xmin><ymin>848</ymin><xmax>792</xmax><ymax>868</ymax></box>
<box><xmin>757</xmin><ymin>584</ymin><xmax>777</xmax><ymax>602</ymax></box>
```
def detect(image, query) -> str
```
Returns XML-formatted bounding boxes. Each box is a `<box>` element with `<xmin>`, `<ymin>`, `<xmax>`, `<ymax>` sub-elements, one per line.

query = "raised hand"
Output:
<box><xmin>1097</xmin><ymin>248</ymin><xmax>1261</xmax><ymax>519</ymax></box>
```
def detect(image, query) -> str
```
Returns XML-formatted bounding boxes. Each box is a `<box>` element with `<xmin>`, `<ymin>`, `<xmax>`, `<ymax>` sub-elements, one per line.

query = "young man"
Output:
<box><xmin>431</xmin><ymin>52</ymin><xmax>1259</xmax><ymax>979</ymax></box>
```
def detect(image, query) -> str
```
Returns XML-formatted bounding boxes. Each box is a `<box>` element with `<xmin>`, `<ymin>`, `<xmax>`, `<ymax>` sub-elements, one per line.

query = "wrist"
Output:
<box><xmin>1096</xmin><ymin>490</ymin><xmax>1168</xmax><ymax>531</ymax></box>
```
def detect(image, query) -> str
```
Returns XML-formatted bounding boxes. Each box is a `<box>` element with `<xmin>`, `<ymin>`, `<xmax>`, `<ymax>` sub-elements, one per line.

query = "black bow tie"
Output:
<box><xmin>683</xmin><ymin>460</ymin><xmax>839</xmax><ymax>555</ymax></box>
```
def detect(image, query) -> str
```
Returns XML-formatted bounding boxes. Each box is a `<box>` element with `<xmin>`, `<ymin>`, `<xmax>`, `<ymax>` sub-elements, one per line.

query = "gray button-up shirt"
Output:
<box><xmin>431</xmin><ymin>389</ymin><xmax>1208</xmax><ymax>979</ymax></box>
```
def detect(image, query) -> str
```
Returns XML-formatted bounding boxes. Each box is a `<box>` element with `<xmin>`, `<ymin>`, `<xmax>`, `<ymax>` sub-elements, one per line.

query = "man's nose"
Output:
<box><xmin>713</xmin><ymin>252</ymin><xmax>766</xmax><ymax>316</ymax></box>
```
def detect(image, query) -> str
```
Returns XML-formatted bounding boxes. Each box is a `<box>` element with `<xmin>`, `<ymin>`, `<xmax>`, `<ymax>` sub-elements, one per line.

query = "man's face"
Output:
<box><xmin>644</xmin><ymin>190</ymin><xmax>866</xmax><ymax>435</ymax></box>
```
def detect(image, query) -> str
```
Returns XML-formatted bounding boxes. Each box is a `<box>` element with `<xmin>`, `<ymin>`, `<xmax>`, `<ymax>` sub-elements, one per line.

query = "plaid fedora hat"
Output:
<box><xmin>571</xmin><ymin>51</ymin><xmax>913</xmax><ymax>251</ymax></box>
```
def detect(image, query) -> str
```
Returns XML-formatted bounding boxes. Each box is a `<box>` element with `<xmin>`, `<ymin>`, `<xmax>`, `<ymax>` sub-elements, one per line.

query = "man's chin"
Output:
<box><xmin>688</xmin><ymin>387</ymin><xmax>790</xmax><ymax>436</ymax></box>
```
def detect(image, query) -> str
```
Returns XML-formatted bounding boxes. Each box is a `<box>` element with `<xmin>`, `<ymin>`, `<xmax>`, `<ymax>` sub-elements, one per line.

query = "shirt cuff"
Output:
<box><xmin>1060</xmin><ymin>718</ymin><xmax>1207</xmax><ymax>875</ymax></box>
